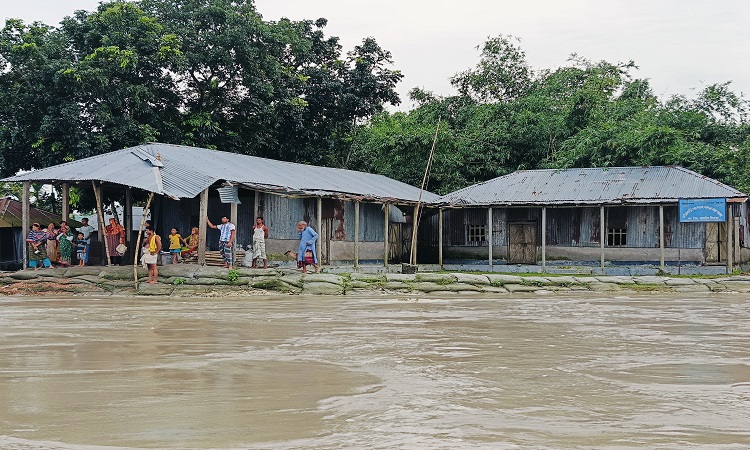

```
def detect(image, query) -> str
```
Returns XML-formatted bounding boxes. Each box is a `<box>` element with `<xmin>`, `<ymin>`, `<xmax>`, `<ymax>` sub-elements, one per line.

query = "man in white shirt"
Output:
<box><xmin>77</xmin><ymin>217</ymin><xmax>95</xmax><ymax>244</ymax></box>
<box><xmin>206</xmin><ymin>216</ymin><xmax>236</xmax><ymax>268</ymax></box>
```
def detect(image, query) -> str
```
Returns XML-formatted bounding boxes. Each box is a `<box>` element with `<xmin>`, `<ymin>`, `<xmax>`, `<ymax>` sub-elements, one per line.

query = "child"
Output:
<box><xmin>168</xmin><ymin>228</ymin><xmax>187</xmax><ymax>264</ymax></box>
<box><xmin>75</xmin><ymin>233</ymin><xmax>88</xmax><ymax>267</ymax></box>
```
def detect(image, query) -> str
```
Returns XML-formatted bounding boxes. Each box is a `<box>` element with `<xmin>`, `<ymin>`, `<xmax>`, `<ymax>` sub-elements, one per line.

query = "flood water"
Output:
<box><xmin>0</xmin><ymin>293</ymin><xmax>749</xmax><ymax>449</ymax></box>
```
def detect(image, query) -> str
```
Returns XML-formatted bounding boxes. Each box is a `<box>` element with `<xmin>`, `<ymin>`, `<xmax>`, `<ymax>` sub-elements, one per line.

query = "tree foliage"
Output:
<box><xmin>350</xmin><ymin>38</ymin><xmax>750</xmax><ymax>194</ymax></box>
<box><xmin>0</xmin><ymin>0</ymin><xmax>402</xmax><ymax>180</ymax></box>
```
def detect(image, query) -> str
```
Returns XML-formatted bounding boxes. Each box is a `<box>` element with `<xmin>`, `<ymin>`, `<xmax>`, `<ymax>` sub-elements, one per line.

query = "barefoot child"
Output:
<box><xmin>75</xmin><ymin>232</ymin><xmax>88</xmax><ymax>267</ymax></box>
<box><xmin>168</xmin><ymin>228</ymin><xmax>187</xmax><ymax>264</ymax></box>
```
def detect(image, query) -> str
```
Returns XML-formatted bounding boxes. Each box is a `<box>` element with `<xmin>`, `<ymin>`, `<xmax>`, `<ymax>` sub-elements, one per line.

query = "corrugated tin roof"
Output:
<box><xmin>2</xmin><ymin>143</ymin><xmax>437</xmax><ymax>204</ymax></box>
<box><xmin>0</xmin><ymin>198</ymin><xmax>82</xmax><ymax>228</ymax></box>
<box><xmin>436</xmin><ymin>166</ymin><xmax>748</xmax><ymax>206</ymax></box>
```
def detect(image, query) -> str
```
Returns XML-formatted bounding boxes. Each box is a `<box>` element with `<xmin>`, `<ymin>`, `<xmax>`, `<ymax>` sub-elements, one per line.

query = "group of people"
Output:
<box><xmin>27</xmin><ymin>213</ymin><xmax>322</xmax><ymax>280</ymax></box>
<box><xmin>137</xmin><ymin>215</ymin><xmax>321</xmax><ymax>282</ymax></box>
<box><xmin>25</xmin><ymin>217</ymin><xmax>127</xmax><ymax>269</ymax></box>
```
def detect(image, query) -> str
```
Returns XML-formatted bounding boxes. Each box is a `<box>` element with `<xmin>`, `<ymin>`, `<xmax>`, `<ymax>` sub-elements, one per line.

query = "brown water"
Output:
<box><xmin>0</xmin><ymin>293</ymin><xmax>749</xmax><ymax>449</ymax></box>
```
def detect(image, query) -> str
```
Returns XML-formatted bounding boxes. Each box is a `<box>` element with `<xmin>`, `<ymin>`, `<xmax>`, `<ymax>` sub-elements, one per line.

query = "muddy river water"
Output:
<box><xmin>0</xmin><ymin>293</ymin><xmax>749</xmax><ymax>449</ymax></box>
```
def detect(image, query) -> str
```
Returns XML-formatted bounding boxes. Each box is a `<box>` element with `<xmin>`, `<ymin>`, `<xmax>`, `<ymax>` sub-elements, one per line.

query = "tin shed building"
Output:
<box><xmin>426</xmin><ymin>166</ymin><xmax>748</xmax><ymax>273</ymax></box>
<box><xmin>3</xmin><ymin>143</ymin><xmax>437</xmax><ymax>268</ymax></box>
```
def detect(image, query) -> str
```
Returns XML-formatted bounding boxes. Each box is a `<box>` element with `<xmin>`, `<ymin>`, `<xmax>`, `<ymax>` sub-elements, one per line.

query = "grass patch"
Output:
<box><xmin>226</xmin><ymin>269</ymin><xmax>240</xmax><ymax>283</ymax></box>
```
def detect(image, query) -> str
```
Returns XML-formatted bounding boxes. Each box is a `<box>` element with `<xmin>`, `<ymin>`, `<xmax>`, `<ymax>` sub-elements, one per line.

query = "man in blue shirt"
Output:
<box><xmin>207</xmin><ymin>216</ymin><xmax>236</xmax><ymax>268</ymax></box>
<box><xmin>296</xmin><ymin>221</ymin><xmax>319</xmax><ymax>273</ymax></box>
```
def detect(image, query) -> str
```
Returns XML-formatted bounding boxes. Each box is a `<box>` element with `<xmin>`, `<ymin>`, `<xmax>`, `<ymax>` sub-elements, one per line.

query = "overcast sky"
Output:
<box><xmin>3</xmin><ymin>0</ymin><xmax>749</xmax><ymax>110</ymax></box>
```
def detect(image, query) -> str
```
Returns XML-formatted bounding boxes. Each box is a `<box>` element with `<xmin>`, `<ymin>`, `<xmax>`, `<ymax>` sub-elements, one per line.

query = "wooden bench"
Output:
<box><xmin>203</xmin><ymin>250</ymin><xmax>245</xmax><ymax>267</ymax></box>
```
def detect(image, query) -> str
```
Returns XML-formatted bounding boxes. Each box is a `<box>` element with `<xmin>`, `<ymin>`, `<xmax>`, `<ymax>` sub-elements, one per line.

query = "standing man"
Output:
<box><xmin>77</xmin><ymin>217</ymin><xmax>95</xmax><ymax>265</ymax></box>
<box><xmin>207</xmin><ymin>216</ymin><xmax>236</xmax><ymax>268</ymax></box>
<box><xmin>252</xmin><ymin>216</ymin><xmax>269</xmax><ymax>269</ymax></box>
<box><xmin>296</xmin><ymin>221</ymin><xmax>319</xmax><ymax>273</ymax></box>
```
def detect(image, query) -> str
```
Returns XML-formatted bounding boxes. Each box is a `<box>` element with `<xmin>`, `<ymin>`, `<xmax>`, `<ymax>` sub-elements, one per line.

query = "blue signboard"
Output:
<box><xmin>678</xmin><ymin>198</ymin><xmax>726</xmax><ymax>223</ymax></box>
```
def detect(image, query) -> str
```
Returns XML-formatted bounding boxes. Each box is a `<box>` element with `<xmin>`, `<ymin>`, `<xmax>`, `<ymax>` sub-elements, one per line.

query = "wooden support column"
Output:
<box><xmin>22</xmin><ymin>182</ymin><xmax>30</xmax><ymax>268</ymax></box>
<box><xmin>542</xmin><ymin>206</ymin><xmax>547</xmax><ymax>272</ymax></box>
<box><xmin>316</xmin><ymin>197</ymin><xmax>322</xmax><ymax>265</ymax></box>
<box><xmin>198</xmin><ymin>188</ymin><xmax>208</xmax><ymax>266</ymax></box>
<box><xmin>438</xmin><ymin>208</ymin><xmax>444</xmax><ymax>270</ymax></box>
<box><xmin>125</xmin><ymin>187</ymin><xmax>133</xmax><ymax>262</ymax></box>
<box><xmin>659</xmin><ymin>205</ymin><xmax>665</xmax><ymax>271</ymax></box>
<box><xmin>487</xmin><ymin>207</ymin><xmax>493</xmax><ymax>267</ymax></box>
<box><xmin>600</xmin><ymin>205</ymin><xmax>605</xmax><ymax>272</ymax></box>
<box><xmin>354</xmin><ymin>200</ymin><xmax>360</xmax><ymax>269</ymax></box>
<box><xmin>383</xmin><ymin>203</ymin><xmax>390</xmax><ymax>267</ymax></box>
<box><xmin>727</xmin><ymin>202</ymin><xmax>733</xmax><ymax>274</ymax></box>
<box><xmin>230</xmin><ymin>201</ymin><xmax>238</xmax><ymax>264</ymax></box>
<box><xmin>61</xmin><ymin>183</ymin><xmax>70</xmax><ymax>223</ymax></box>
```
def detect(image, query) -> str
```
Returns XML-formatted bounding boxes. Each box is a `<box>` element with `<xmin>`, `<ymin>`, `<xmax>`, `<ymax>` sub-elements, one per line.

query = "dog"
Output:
<box><xmin>284</xmin><ymin>250</ymin><xmax>319</xmax><ymax>273</ymax></box>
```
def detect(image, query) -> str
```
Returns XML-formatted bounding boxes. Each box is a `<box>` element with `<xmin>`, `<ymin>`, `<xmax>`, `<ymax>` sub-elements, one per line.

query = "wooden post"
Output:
<box><xmin>542</xmin><ymin>206</ymin><xmax>547</xmax><ymax>272</ymax></box>
<box><xmin>61</xmin><ymin>183</ymin><xmax>70</xmax><ymax>223</ymax></box>
<box><xmin>230</xmin><ymin>201</ymin><xmax>238</xmax><ymax>266</ymax></box>
<box><xmin>487</xmin><ymin>207</ymin><xmax>493</xmax><ymax>267</ymax></box>
<box><xmin>254</xmin><ymin>190</ymin><xmax>260</xmax><ymax>219</ymax></box>
<box><xmin>133</xmin><ymin>192</ymin><xmax>154</xmax><ymax>289</ymax></box>
<box><xmin>93</xmin><ymin>182</ymin><xmax>111</xmax><ymax>266</ymax></box>
<box><xmin>727</xmin><ymin>202</ymin><xmax>733</xmax><ymax>274</ymax></box>
<box><xmin>22</xmin><ymin>182</ymin><xmax>30</xmax><ymax>269</ymax></box>
<box><xmin>600</xmin><ymin>205</ymin><xmax>605</xmax><ymax>272</ymax></box>
<box><xmin>659</xmin><ymin>205</ymin><xmax>665</xmax><ymax>271</ymax></box>
<box><xmin>383</xmin><ymin>203</ymin><xmax>390</xmax><ymax>267</ymax></box>
<box><xmin>198</xmin><ymin>188</ymin><xmax>208</xmax><ymax>266</ymax></box>
<box><xmin>354</xmin><ymin>200</ymin><xmax>360</xmax><ymax>269</ymax></box>
<box><xmin>438</xmin><ymin>208</ymin><xmax>444</xmax><ymax>270</ymax></box>
<box><xmin>316</xmin><ymin>197</ymin><xmax>322</xmax><ymax>265</ymax></box>
<box><xmin>125</xmin><ymin>187</ymin><xmax>133</xmax><ymax>264</ymax></box>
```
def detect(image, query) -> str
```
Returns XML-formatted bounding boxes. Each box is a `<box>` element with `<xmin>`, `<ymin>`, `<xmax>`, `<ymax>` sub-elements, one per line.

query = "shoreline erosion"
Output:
<box><xmin>2</xmin><ymin>266</ymin><xmax>750</xmax><ymax>297</ymax></box>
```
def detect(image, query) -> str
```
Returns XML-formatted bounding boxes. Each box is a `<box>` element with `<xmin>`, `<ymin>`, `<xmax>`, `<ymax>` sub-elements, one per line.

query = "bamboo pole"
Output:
<box><xmin>133</xmin><ymin>192</ymin><xmax>154</xmax><ymax>289</ymax></box>
<box><xmin>93</xmin><ymin>181</ymin><xmax>111</xmax><ymax>267</ymax></box>
<box><xmin>409</xmin><ymin>119</ymin><xmax>440</xmax><ymax>265</ymax></box>
<box><xmin>22</xmin><ymin>182</ymin><xmax>30</xmax><ymax>268</ymax></box>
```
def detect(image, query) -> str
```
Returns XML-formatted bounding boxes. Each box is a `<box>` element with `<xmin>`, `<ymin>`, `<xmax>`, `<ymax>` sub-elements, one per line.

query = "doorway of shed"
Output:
<box><xmin>705</xmin><ymin>222</ymin><xmax>728</xmax><ymax>263</ymax></box>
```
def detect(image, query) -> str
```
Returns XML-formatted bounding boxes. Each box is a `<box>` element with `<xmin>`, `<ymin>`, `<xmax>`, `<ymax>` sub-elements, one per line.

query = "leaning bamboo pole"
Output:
<box><xmin>133</xmin><ymin>192</ymin><xmax>155</xmax><ymax>289</ymax></box>
<box><xmin>409</xmin><ymin>119</ymin><xmax>440</xmax><ymax>265</ymax></box>
<box><xmin>92</xmin><ymin>181</ymin><xmax>111</xmax><ymax>267</ymax></box>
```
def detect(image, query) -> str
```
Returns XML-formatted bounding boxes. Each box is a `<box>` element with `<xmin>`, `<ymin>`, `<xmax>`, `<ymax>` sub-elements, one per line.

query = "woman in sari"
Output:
<box><xmin>26</xmin><ymin>223</ymin><xmax>52</xmax><ymax>269</ymax></box>
<box><xmin>105</xmin><ymin>218</ymin><xmax>127</xmax><ymax>265</ymax></box>
<box><xmin>56</xmin><ymin>221</ymin><xmax>74</xmax><ymax>267</ymax></box>
<box><xmin>45</xmin><ymin>223</ymin><xmax>59</xmax><ymax>264</ymax></box>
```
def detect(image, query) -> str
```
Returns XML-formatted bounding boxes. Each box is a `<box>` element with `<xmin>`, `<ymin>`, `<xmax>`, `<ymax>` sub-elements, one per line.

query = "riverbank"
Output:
<box><xmin>3</xmin><ymin>265</ymin><xmax>750</xmax><ymax>297</ymax></box>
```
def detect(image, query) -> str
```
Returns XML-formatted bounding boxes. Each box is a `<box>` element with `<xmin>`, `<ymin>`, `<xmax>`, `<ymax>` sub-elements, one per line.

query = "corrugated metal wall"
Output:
<box><xmin>427</xmin><ymin>205</ymin><xmax>711</xmax><ymax>249</ymax></box>
<box><xmin>159</xmin><ymin>189</ymin><xmax>392</xmax><ymax>247</ymax></box>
